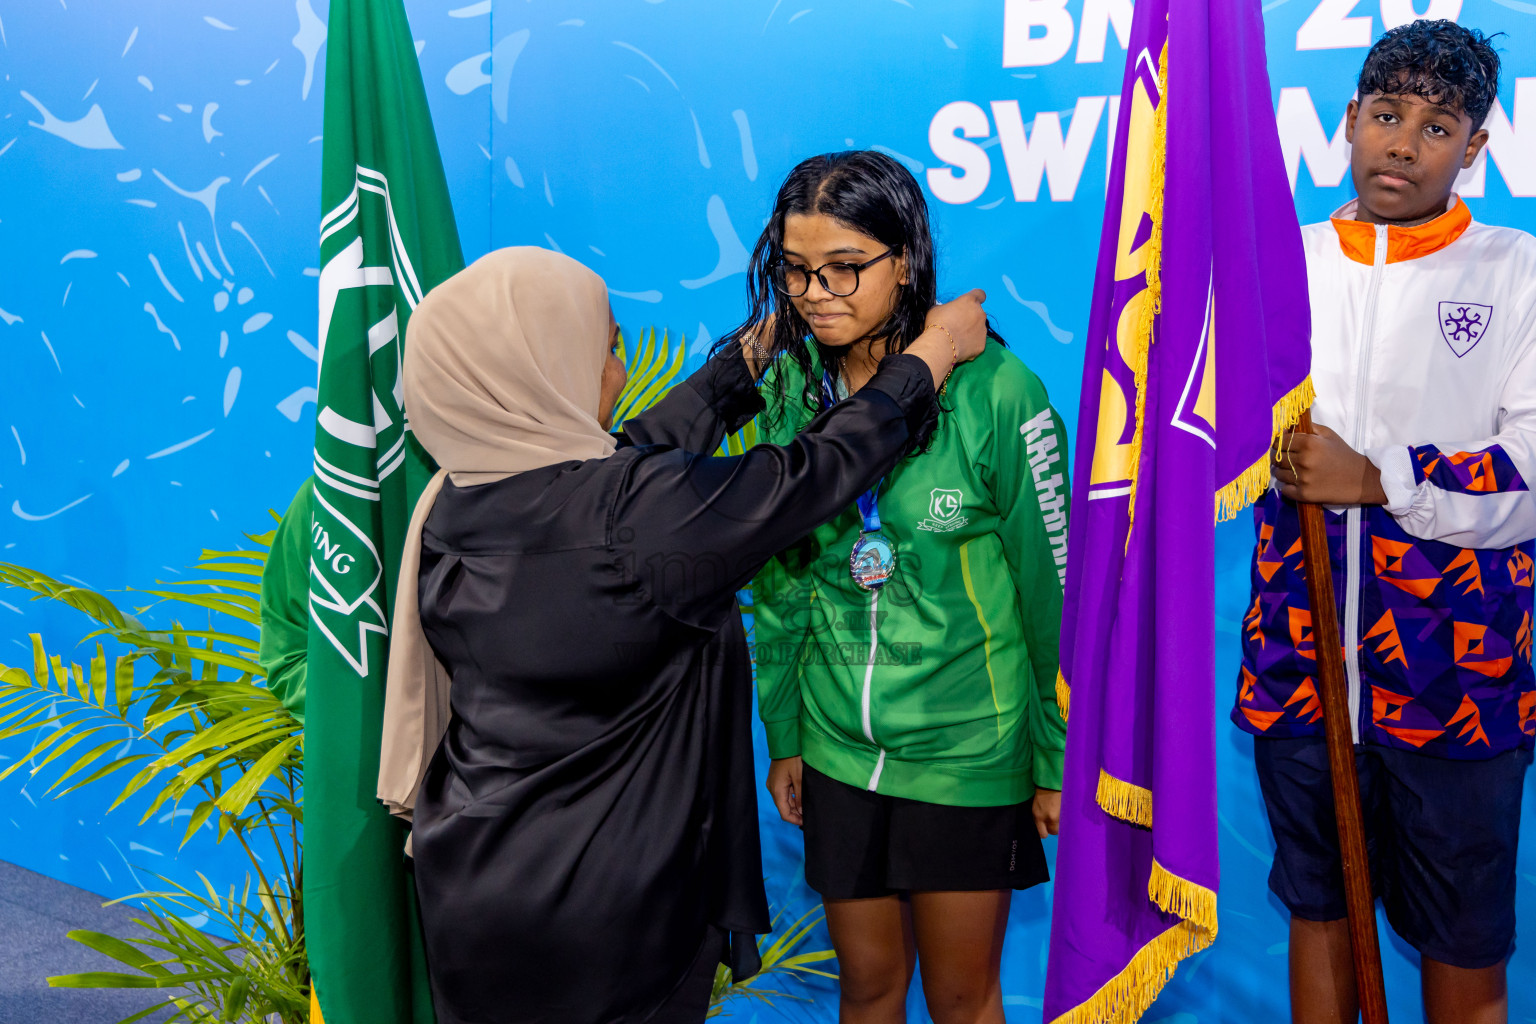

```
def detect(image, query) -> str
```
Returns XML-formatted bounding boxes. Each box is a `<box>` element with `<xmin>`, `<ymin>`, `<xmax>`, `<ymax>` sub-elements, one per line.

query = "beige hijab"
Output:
<box><xmin>377</xmin><ymin>246</ymin><xmax>616</xmax><ymax>820</ymax></box>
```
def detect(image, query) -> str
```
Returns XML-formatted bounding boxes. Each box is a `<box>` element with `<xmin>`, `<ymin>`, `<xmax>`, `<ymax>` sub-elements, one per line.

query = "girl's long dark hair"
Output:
<box><xmin>720</xmin><ymin>150</ymin><xmax>938</xmax><ymax>430</ymax></box>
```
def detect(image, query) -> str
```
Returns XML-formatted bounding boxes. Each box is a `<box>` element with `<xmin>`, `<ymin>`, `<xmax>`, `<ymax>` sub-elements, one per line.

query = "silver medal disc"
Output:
<box><xmin>850</xmin><ymin>532</ymin><xmax>896</xmax><ymax>591</ymax></box>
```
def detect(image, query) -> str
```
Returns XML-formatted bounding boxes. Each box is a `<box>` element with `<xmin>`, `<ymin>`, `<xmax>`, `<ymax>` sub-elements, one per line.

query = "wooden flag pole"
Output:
<box><xmin>1293</xmin><ymin>410</ymin><xmax>1390</xmax><ymax>1024</ymax></box>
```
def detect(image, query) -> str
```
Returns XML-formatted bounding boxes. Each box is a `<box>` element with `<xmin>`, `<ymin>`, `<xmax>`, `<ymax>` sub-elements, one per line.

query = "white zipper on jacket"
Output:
<box><xmin>862</xmin><ymin>588</ymin><xmax>888</xmax><ymax>790</ymax></box>
<box><xmin>1342</xmin><ymin>225</ymin><xmax>1388</xmax><ymax>744</ymax></box>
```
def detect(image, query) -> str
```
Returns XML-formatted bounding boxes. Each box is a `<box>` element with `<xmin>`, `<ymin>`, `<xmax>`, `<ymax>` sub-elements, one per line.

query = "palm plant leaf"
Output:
<box><xmin>160</xmin><ymin>577</ymin><xmax>263</xmax><ymax>595</ymax></box>
<box><xmin>55</xmin><ymin>753</ymin><xmax>157</xmax><ymax>799</ymax></box>
<box><xmin>49</xmin><ymin>970</ymin><xmax>234</xmax><ymax>989</ymax></box>
<box><xmin>46</xmin><ymin>734</ymin><xmax>136</xmax><ymax>794</ymax></box>
<box><xmin>612</xmin><ymin>326</ymin><xmax>688</xmax><ymax>428</ymax></box>
<box><xmin>65</xmin><ymin>930</ymin><xmax>175</xmax><ymax>976</ymax></box>
<box><xmin>0</xmin><ymin>565</ymin><xmax>145</xmax><ymax>634</ymax></box>
<box><xmin>708</xmin><ymin>902</ymin><xmax>838</xmax><ymax>1017</ymax></box>
<box><xmin>3</xmin><ymin>527</ymin><xmax>308</xmax><ymax>1023</ymax></box>
<box><xmin>217</xmin><ymin>735</ymin><xmax>302</xmax><ymax>814</ymax></box>
<box><xmin>185</xmin><ymin>562</ymin><xmax>266</xmax><ymax>578</ymax></box>
<box><xmin>632</xmin><ymin>336</ymin><xmax>686</xmax><ymax>411</ymax></box>
<box><xmin>130</xmin><ymin>591</ymin><xmax>261</xmax><ymax>627</ymax></box>
<box><xmin>612</xmin><ymin>325</ymin><xmax>766</xmax><ymax>461</ymax></box>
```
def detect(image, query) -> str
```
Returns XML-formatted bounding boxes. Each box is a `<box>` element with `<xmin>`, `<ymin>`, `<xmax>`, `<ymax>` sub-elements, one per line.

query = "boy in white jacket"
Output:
<box><xmin>1234</xmin><ymin>20</ymin><xmax>1536</xmax><ymax>1024</ymax></box>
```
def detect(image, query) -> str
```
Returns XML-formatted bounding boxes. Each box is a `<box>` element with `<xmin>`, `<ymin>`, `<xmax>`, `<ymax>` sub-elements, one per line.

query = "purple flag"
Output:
<box><xmin>1044</xmin><ymin>0</ymin><xmax>1312</xmax><ymax>1020</ymax></box>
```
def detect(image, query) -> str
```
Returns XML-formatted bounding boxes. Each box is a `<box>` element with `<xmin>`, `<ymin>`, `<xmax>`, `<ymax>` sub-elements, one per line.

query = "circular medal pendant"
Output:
<box><xmin>850</xmin><ymin>531</ymin><xmax>896</xmax><ymax>591</ymax></box>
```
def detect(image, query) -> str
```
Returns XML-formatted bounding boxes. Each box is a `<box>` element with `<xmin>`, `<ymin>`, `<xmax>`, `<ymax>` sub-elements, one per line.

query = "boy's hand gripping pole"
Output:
<box><xmin>1293</xmin><ymin>410</ymin><xmax>1390</xmax><ymax>1024</ymax></box>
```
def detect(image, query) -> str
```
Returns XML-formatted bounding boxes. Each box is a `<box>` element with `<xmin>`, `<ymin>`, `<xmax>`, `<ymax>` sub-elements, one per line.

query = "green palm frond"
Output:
<box><xmin>612</xmin><ymin>326</ymin><xmax>688</xmax><ymax>428</ymax></box>
<box><xmin>707</xmin><ymin>903</ymin><xmax>837</xmax><ymax>1017</ymax></box>
<box><xmin>2</xmin><ymin>524</ymin><xmax>307</xmax><ymax>1023</ymax></box>
<box><xmin>0</xmin><ymin>556</ymin><xmax>299</xmax><ymax>837</ymax></box>
<box><xmin>50</xmin><ymin>869</ymin><xmax>306</xmax><ymax>1024</ymax></box>
<box><xmin>0</xmin><ymin>564</ymin><xmax>146</xmax><ymax>640</ymax></box>
<box><xmin>610</xmin><ymin>325</ymin><xmax>763</xmax><ymax>457</ymax></box>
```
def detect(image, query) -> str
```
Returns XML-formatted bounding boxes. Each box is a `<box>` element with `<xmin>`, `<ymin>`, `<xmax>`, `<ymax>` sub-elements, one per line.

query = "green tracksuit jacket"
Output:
<box><xmin>259</xmin><ymin>478</ymin><xmax>313</xmax><ymax>725</ymax></box>
<box><xmin>752</xmin><ymin>340</ymin><xmax>1068</xmax><ymax>807</ymax></box>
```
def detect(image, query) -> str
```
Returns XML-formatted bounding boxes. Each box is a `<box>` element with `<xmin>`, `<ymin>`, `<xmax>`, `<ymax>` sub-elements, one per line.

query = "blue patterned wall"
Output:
<box><xmin>2</xmin><ymin>1</ymin><xmax>1533</xmax><ymax>1020</ymax></box>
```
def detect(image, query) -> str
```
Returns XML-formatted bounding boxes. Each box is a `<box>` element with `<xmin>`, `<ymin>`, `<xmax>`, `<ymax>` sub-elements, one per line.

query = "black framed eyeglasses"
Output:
<box><xmin>770</xmin><ymin>249</ymin><xmax>898</xmax><ymax>298</ymax></box>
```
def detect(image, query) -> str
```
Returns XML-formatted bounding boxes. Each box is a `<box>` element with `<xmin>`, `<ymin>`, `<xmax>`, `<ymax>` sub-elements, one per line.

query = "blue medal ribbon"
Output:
<box><xmin>823</xmin><ymin>368</ymin><xmax>884</xmax><ymax>530</ymax></box>
<box><xmin>857</xmin><ymin>481</ymin><xmax>883</xmax><ymax>532</ymax></box>
<box><xmin>825</xmin><ymin>368</ymin><xmax>894</xmax><ymax>590</ymax></box>
<box><xmin>819</xmin><ymin>367</ymin><xmax>842</xmax><ymax>407</ymax></box>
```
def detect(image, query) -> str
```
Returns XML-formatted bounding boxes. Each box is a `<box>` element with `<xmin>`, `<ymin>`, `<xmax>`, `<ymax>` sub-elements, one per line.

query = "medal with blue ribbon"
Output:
<box><xmin>824</xmin><ymin>367</ymin><xmax>896</xmax><ymax>591</ymax></box>
<box><xmin>849</xmin><ymin>483</ymin><xmax>895</xmax><ymax>590</ymax></box>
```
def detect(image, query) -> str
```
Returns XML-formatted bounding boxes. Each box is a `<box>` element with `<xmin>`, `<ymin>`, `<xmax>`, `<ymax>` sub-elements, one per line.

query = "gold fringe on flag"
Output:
<box><xmin>1056</xmin><ymin>669</ymin><xmax>1071</xmax><ymax>723</ymax></box>
<box><xmin>1047</xmin><ymin>909</ymin><xmax>1217</xmax><ymax>1024</ymax></box>
<box><xmin>1096</xmin><ymin>768</ymin><xmax>1154</xmax><ymax>828</ymax></box>
<box><xmin>1121</xmin><ymin>42</ymin><xmax>1171</xmax><ymax>546</ymax></box>
<box><xmin>1149</xmin><ymin>858</ymin><xmax>1219</xmax><ymax>933</ymax></box>
<box><xmin>1048</xmin><ymin>35</ymin><xmax>1231</xmax><ymax>1024</ymax></box>
<box><xmin>1214</xmin><ymin>375</ymin><xmax>1316</xmax><ymax>523</ymax></box>
<box><xmin>1048</xmin><ymin>860</ymin><xmax>1218</xmax><ymax>1024</ymax></box>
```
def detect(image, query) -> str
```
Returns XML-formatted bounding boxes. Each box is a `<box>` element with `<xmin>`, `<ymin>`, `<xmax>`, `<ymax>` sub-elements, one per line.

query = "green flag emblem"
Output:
<box><xmin>305</xmin><ymin>3</ymin><xmax>463</xmax><ymax>1022</ymax></box>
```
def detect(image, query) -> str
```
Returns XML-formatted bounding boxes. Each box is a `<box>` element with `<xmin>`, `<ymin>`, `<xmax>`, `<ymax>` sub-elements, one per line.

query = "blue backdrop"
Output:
<box><xmin>2</xmin><ymin>1</ymin><xmax>1534</xmax><ymax>1020</ymax></box>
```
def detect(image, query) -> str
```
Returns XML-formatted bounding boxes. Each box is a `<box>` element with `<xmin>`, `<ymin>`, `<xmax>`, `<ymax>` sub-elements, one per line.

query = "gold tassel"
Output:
<box><xmin>1096</xmin><ymin>768</ymin><xmax>1154</xmax><ymax>828</ymax></box>
<box><xmin>1148</xmin><ymin>858</ymin><xmax>1219</xmax><ymax>933</ymax></box>
<box><xmin>1049</xmin><ymin>862</ymin><xmax>1218</xmax><ymax>1024</ymax></box>
<box><xmin>1122</xmin><ymin>42</ymin><xmax>1171</xmax><ymax>549</ymax></box>
<box><xmin>1046</xmin><ymin>918</ymin><xmax>1217</xmax><ymax>1024</ymax></box>
<box><xmin>1214</xmin><ymin>375</ymin><xmax>1316</xmax><ymax>523</ymax></box>
<box><xmin>1056</xmin><ymin>669</ymin><xmax>1071</xmax><ymax>723</ymax></box>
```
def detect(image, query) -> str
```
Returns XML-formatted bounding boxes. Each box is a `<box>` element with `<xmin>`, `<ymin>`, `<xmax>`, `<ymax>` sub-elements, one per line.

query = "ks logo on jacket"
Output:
<box><xmin>918</xmin><ymin>487</ymin><xmax>970</xmax><ymax>532</ymax></box>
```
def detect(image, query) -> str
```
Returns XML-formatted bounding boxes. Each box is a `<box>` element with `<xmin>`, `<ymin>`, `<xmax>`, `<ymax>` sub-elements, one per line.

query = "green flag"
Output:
<box><xmin>307</xmin><ymin>1</ymin><xmax>463</xmax><ymax>1021</ymax></box>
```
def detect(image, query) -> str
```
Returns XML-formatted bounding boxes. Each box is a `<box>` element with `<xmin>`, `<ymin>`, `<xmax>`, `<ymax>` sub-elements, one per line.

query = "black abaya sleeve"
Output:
<box><xmin>616</xmin><ymin>344</ymin><xmax>764</xmax><ymax>454</ymax></box>
<box><xmin>613</xmin><ymin>352</ymin><xmax>937</xmax><ymax>631</ymax></box>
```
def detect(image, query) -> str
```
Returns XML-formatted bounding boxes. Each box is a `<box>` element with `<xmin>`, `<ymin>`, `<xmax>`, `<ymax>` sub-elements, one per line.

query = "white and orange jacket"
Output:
<box><xmin>1234</xmin><ymin>197</ymin><xmax>1536</xmax><ymax>758</ymax></box>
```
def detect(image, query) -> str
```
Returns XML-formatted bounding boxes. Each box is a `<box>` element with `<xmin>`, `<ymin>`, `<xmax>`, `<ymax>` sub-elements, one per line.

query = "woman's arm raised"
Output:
<box><xmin>615</xmin><ymin>342</ymin><xmax>765</xmax><ymax>454</ymax></box>
<box><xmin>612</xmin><ymin>290</ymin><xmax>991</xmax><ymax>631</ymax></box>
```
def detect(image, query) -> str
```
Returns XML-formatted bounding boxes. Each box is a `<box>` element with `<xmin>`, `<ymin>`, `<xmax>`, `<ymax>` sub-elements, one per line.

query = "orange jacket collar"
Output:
<box><xmin>1330</xmin><ymin>196</ymin><xmax>1472</xmax><ymax>266</ymax></box>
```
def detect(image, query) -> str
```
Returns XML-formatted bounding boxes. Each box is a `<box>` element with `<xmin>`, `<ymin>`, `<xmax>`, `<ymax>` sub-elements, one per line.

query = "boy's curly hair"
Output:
<box><xmin>1357</xmin><ymin>19</ymin><xmax>1502</xmax><ymax>130</ymax></box>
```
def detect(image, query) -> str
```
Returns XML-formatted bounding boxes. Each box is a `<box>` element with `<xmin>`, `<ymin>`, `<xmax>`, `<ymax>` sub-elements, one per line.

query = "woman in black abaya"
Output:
<box><xmin>377</xmin><ymin>246</ymin><xmax>987</xmax><ymax>1024</ymax></box>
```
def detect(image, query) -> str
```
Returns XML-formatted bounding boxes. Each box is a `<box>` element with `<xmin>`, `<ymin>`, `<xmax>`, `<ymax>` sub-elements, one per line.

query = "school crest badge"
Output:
<box><xmin>1438</xmin><ymin>301</ymin><xmax>1493</xmax><ymax>358</ymax></box>
<box><xmin>917</xmin><ymin>487</ymin><xmax>969</xmax><ymax>532</ymax></box>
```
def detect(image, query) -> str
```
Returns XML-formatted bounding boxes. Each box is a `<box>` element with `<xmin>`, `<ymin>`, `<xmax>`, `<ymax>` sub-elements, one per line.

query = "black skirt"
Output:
<box><xmin>801</xmin><ymin>765</ymin><xmax>1050</xmax><ymax>900</ymax></box>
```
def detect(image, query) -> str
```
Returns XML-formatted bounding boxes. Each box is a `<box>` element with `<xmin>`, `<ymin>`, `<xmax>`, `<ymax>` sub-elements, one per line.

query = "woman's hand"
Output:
<box><xmin>907</xmin><ymin>289</ymin><xmax>988</xmax><ymax>387</ymax></box>
<box><xmin>766</xmin><ymin>756</ymin><xmax>804</xmax><ymax>826</ymax></box>
<box><xmin>1033</xmin><ymin>788</ymin><xmax>1062</xmax><ymax>838</ymax></box>
<box><xmin>738</xmin><ymin>314</ymin><xmax>776</xmax><ymax>380</ymax></box>
<box><xmin>926</xmin><ymin>289</ymin><xmax>989</xmax><ymax>361</ymax></box>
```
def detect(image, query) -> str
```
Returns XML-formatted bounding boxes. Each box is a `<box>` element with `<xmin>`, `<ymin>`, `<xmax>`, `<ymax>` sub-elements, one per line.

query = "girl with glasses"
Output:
<box><xmin>734</xmin><ymin>151</ymin><xmax>1069</xmax><ymax>1024</ymax></box>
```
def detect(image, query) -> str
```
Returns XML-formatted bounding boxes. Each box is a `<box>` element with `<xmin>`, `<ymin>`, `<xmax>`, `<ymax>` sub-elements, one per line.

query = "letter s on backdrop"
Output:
<box><xmin>928</xmin><ymin>101</ymin><xmax>993</xmax><ymax>205</ymax></box>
